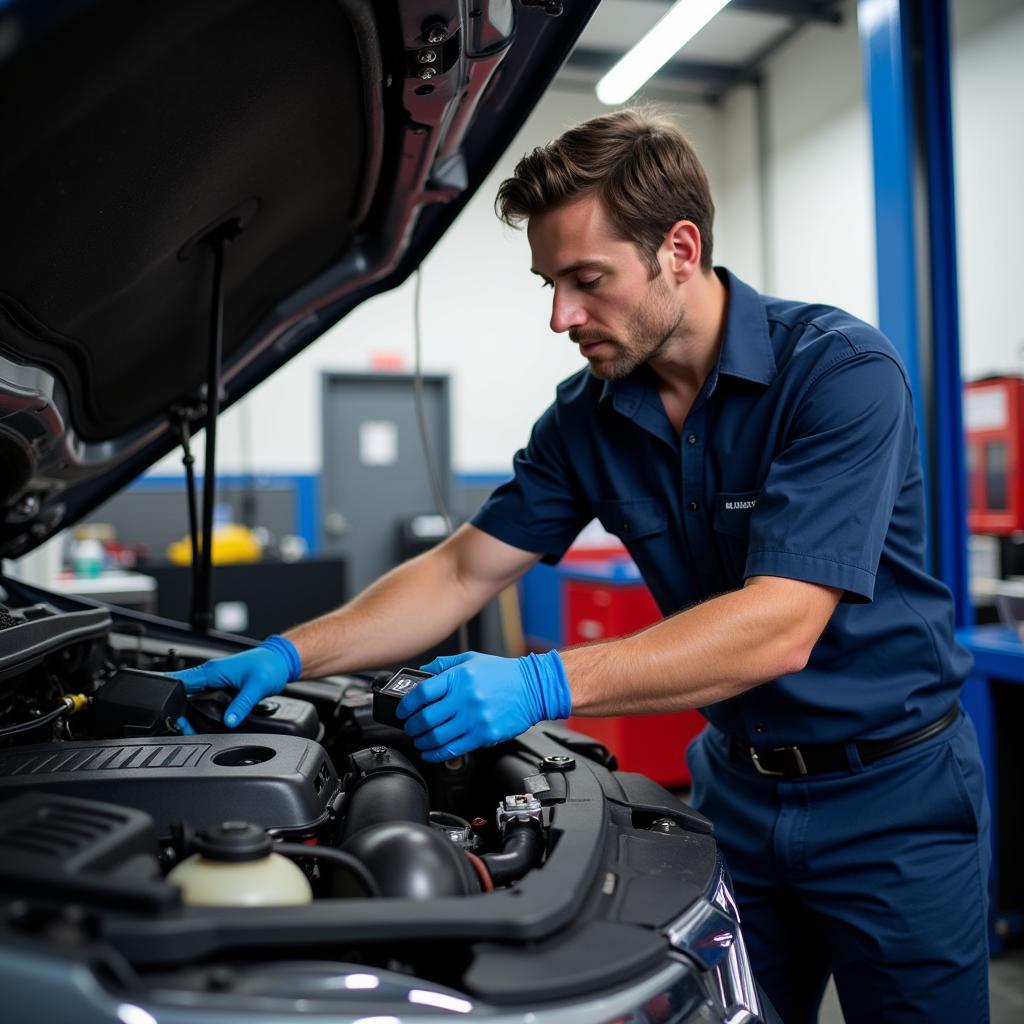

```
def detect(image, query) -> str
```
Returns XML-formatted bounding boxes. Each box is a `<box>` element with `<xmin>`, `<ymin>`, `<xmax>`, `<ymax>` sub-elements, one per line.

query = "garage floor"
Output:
<box><xmin>817</xmin><ymin>946</ymin><xmax>1024</xmax><ymax>1022</ymax></box>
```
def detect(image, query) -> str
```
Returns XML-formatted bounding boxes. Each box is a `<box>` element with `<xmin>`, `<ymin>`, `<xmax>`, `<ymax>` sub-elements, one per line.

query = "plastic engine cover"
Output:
<box><xmin>0</xmin><ymin>734</ymin><xmax>339</xmax><ymax>836</ymax></box>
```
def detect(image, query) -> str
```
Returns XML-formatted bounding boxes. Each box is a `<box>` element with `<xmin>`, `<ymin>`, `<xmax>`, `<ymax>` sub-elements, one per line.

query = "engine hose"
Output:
<box><xmin>465</xmin><ymin>850</ymin><xmax>494</xmax><ymax>892</ymax></box>
<box><xmin>480</xmin><ymin>819</ymin><xmax>545</xmax><ymax>888</ymax></box>
<box><xmin>0</xmin><ymin>695</ymin><xmax>85</xmax><ymax>738</ymax></box>
<box><xmin>341</xmin><ymin>753</ymin><xmax>429</xmax><ymax>839</ymax></box>
<box><xmin>274</xmin><ymin>842</ymin><xmax>382</xmax><ymax>898</ymax></box>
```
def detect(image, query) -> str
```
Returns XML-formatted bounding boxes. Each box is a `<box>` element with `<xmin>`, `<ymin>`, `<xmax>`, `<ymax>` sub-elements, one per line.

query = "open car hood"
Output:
<box><xmin>0</xmin><ymin>0</ymin><xmax>599</xmax><ymax>559</ymax></box>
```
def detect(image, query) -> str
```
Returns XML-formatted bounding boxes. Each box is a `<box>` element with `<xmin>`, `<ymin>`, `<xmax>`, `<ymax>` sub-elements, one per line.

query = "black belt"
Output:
<box><xmin>728</xmin><ymin>703</ymin><xmax>960</xmax><ymax>778</ymax></box>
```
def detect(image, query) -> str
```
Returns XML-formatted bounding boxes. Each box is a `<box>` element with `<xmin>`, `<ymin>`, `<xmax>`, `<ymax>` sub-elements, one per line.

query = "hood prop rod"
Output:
<box><xmin>168</xmin><ymin>216</ymin><xmax>242</xmax><ymax>632</ymax></box>
<box><xmin>168</xmin><ymin>218</ymin><xmax>245</xmax><ymax>632</ymax></box>
<box><xmin>169</xmin><ymin>410</ymin><xmax>201</xmax><ymax>612</ymax></box>
<box><xmin>191</xmin><ymin>226</ymin><xmax>236</xmax><ymax>633</ymax></box>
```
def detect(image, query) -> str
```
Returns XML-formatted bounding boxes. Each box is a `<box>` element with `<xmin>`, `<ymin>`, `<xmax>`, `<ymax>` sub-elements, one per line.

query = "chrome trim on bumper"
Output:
<box><xmin>665</xmin><ymin>863</ymin><xmax>764</xmax><ymax>1023</ymax></box>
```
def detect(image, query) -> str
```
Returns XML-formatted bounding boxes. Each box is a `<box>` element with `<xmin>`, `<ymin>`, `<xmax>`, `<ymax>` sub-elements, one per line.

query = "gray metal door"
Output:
<box><xmin>320</xmin><ymin>372</ymin><xmax>451</xmax><ymax>596</ymax></box>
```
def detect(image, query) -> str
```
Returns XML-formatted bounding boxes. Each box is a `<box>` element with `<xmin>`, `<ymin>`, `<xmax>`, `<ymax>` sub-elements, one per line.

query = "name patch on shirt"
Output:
<box><xmin>725</xmin><ymin>500</ymin><xmax>756</xmax><ymax>510</ymax></box>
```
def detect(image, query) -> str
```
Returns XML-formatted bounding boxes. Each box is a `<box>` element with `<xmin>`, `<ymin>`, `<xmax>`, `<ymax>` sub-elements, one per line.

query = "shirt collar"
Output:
<box><xmin>715</xmin><ymin>268</ymin><xmax>777</xmax><ymax>386</ymax></box>
<box><xmin>599</xmin><ymin>267</ymin><xmax>776</xmax><ymax>411</ymax></box>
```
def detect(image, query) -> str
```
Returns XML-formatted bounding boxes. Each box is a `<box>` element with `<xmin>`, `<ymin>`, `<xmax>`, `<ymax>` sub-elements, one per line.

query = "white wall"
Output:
<box><xmin>729</xmin><ymin>0</ymin><xmax>1024</xmax><ymax>378</ymax></box>
<box><xmin>714</xmin><ymin>83</ymin><xmax>763</xmax><ymax>290</ymax></box>
<box><xmin>951</xmin><ymin>0</ymin><xmax>1024</xmax><ymax>380</ymax></box>
<box><xmin>717</xmin><ymin>0</ymin><xmax>1024</xmax><ymax>384</ymax></box>
<box><xmin>731</xmin><ymin>0</ymin><xmax>877</xmax><ymax>320</ymax></box>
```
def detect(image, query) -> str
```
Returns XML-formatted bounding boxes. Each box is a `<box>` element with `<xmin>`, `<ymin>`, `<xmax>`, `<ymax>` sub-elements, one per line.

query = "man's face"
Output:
<box><xmin>527</xmin><ymin>196</ymin><xmax>683</xmax><ymax>380</ymax></box>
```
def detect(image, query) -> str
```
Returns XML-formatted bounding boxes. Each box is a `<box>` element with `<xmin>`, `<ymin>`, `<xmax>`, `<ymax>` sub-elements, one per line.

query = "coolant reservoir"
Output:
<box><xmin>167</xmin><ymin>822</ymin><xmax>312</xmax><ymax>906</ymax></box>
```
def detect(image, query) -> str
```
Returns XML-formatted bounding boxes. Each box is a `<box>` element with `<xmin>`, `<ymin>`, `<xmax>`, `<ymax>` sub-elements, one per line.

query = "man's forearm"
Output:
<box><xmin>282</xmin><ymin>525</ymin><xmax>539</xmax><ymax>678</ymax></box>
<box><xmin>284</xmin><ymin>545</ymin><xmax>486</xmax><ymax>678</ymax></box>
<box><xmin>561</xmin><ymin>576</ymin><xmax>841</xmax><ymax>716</ymax></box>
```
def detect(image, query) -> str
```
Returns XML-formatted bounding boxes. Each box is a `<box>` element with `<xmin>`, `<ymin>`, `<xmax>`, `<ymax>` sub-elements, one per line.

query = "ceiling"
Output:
<box><xmin>561</xmin><ymin>0</ymin><xmax>845</xmax><ymax>104</ymax></box>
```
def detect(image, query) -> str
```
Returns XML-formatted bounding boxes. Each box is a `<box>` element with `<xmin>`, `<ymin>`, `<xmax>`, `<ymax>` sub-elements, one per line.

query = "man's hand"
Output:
<box><xmin>397</xmin><ymin>650</ymin><xmax>572</xmax><ymax>762</ymax></box>
<box><xmin>167</xmin><ymin>634</ymin><xmax>301</xmax><ymax>727</ymax></box>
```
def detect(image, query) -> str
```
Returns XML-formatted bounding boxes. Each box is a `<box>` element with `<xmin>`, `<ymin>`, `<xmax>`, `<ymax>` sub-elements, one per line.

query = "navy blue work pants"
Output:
<box><xmin>686</xmin><ymin>709</ymin><xmax>991</xmax><ymax>1023</ymax></box>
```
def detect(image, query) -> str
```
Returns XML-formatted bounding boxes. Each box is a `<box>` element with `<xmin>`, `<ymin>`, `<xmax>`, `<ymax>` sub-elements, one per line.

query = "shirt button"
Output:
<box><xmin>755</xmin><ymin>723</ymin><xmax>766</xmax><ymax>734</ymax></box>
<box><xmin>622</xmin><ymin>522</ymin><xmax>630</xmax><ymax>533</ymax></box>
<box><xmin>687</xmin><ymin>434</ymin><xmax>698</xmax><ymax>445</ymax></box>
<box><xmin>687</xmin><ymin>501</ymin><xmax>699</xmax><ymax>512</ymax></box>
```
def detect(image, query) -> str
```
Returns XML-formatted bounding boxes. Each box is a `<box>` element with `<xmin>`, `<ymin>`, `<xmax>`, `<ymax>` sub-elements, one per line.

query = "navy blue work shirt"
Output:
<box><xmin>471</xmin><ymin>268</ymin><xmax>972</xmax><ymax>746</ymax></box>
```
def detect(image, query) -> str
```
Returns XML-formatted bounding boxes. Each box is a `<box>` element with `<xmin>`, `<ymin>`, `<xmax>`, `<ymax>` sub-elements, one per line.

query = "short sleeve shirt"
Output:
<box><xmin>471</xmin><ymin>269</ymin><xmax>972</xmax><ymax>746</ymax></box>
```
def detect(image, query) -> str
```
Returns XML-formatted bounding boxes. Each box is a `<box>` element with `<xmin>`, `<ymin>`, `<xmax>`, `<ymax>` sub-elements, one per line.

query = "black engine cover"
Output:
<box><xmin>0</xmin><ymin>734</ymin><xmax>339</xmax><ymax>837</ymax></box>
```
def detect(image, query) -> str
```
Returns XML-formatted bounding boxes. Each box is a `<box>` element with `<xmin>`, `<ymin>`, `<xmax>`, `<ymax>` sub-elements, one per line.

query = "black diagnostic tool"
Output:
<box><xmin>372</xmin><ymin>668</ymin><xmax>433</xmax><ymax>729</ymax></box>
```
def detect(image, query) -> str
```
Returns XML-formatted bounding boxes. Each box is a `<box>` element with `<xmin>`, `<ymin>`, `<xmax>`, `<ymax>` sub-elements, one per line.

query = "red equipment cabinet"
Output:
<box><xmin>559</xmin><ymin>558</ymin><xmax>705</xmax><ymax>788</ymax></box>
<box><xmin>965</xmin><ymin>376</ymin><xmax>1024</xmax><ymax>535</ymax></box>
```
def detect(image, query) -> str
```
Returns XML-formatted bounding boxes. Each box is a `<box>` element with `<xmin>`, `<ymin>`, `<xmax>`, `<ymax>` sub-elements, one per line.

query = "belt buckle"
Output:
<box><xmin>749</xmin><ymin>745</ymin><xmax>808</xmax><ymax>777</ymax></box>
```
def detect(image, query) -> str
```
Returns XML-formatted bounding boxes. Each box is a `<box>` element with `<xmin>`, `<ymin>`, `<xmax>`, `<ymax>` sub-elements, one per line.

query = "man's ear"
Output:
<box><xmin>663</xmin><ymin>219</ymin><xmax>701</xmax><ymax>283</ymax></box>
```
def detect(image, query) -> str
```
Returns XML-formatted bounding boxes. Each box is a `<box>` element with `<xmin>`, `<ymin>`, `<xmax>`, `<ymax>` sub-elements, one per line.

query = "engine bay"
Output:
<box><xmin>0</xmin><ymin>583</ymin><xmax>723</xmax><ymax>1009</ymax></box>
<box><xmin>0</xmin><ymin>593</ymin><xmax>556</xmax><ymax>903</ymax></box>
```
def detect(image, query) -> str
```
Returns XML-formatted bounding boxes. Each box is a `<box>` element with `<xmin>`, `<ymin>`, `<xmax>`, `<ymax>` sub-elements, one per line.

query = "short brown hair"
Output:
<box><xmin>496</xmin><ymin>108</ymin><xmax>715</xmax><ymax>273</ymax></box>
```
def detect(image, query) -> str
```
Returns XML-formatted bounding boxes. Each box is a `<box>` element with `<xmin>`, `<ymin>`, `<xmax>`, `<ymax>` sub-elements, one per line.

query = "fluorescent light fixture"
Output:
<box><xmin>596</xmin><ymin>0</ymin><xmax>733</xmax><ymax>105</ymax></box>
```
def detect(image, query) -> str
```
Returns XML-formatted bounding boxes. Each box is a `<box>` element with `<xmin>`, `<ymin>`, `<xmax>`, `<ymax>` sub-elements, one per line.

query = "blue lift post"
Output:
<box><xmin>859</xmin><ymin>0</ymin><xmax>1009</xmax><ymax>949</ymax></box>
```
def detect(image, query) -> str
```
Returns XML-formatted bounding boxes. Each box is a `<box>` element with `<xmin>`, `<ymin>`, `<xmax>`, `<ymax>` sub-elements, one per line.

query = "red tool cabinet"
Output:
<box><xmin>965</xmin><ymin>376</ymin><xmax>1024</xmax><ymax>535</ymax></box>
<box><xmin>559</xmin><ymin>558</ymin><xmax>705</xmax><ymax>789</ymax></box>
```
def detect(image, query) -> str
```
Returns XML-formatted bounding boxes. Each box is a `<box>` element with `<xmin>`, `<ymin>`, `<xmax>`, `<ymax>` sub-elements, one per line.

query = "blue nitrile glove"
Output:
<box><xmin>397</xmin><ymin>650</ymin><xmax>572</xmax><ymax>763</ymax></box>
<box><xmin>174</xmin><ymin>715</ymin><xmax>196</xmax><ymax>736</ymax></box>
<box><xmin>167</xmin><ymin>635</ymin><xmax>301</xmax><ymax>728</ymax></box>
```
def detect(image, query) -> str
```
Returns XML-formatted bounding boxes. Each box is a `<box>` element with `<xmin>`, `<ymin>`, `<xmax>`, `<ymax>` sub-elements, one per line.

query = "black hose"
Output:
<box><xmin>0</xmin><ymin>702</ymin><xmax>66</xmax><ymax>738</ymax></box>
<box><xmin>273</xmin><ymin>842</ymin><xmax>382</xmax><ymax>898</ymax></box>
<box><xmin>341</xmin><ymin>763</ymin><xmax>429</xmax><ymax>839</ymax></box>
<box><xmin>480</xmin><ymin>820</ymin><xmax>545</xmax><ymax>888</ymax></box>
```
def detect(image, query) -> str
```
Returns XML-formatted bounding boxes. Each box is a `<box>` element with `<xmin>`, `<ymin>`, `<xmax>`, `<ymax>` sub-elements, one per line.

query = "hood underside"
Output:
<box><xmin>0</xmin><ymin>0</ymin><xmax>599</xmax><ymax>558</ymax></box>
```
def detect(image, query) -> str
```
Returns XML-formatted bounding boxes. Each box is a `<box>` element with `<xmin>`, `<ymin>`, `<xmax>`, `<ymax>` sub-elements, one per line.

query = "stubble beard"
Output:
<box><xmin>578</xmin><ymin>274</ymin><xmax>684</xmax><ymax>381</ymax></box>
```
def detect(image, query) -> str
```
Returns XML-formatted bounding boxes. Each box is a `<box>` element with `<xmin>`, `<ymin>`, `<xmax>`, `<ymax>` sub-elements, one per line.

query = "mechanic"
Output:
<box><xmin>172</xmin><ymin>109</ymin><xmax>990</xmax><ymax>1023</ymax></box>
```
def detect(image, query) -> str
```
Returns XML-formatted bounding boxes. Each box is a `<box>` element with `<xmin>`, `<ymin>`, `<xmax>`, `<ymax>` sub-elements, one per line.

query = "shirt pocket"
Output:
<box><xmin>591</xmin><ymin>497</ymin><xmax>669</xmax><ymax>541</ymax></box>
<box><xmin>586</xmin><ymin>499</ymin><xmax>669</xmax><ymax>611</ymax></box>
<box><xmin>713</xmin><ymin>490</ymin><xmax>759</xmax><ymax>583</ymax></box>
